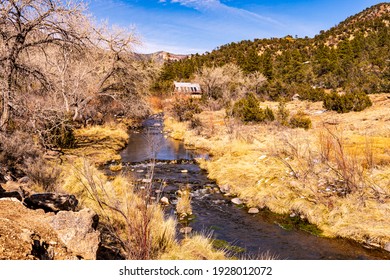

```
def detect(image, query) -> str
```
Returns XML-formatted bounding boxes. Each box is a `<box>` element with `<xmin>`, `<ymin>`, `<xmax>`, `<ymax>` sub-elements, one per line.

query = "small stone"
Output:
<box><xmin>180</xmin><ymin>227</ymin><xmax>192</xmax><ymax>234</ymax></box>
<box><xmin>18</xmin><ymin>176</ymin><xmax>30</xmax><ymax>184</ymax></box>
<box><xmin>213</xmin><ymin>200</ymin><xmax>225</xmax><ymax>205</ymax></box>
<box><xmin>181</xmin><ymin>170</ymin><xmax>188</xmax><ymax>173</ymax></box>
<box><xmin>160</xmin><ymin>197</ymin><xmax>169</xmax><ymax>205</ymax></box>
<box><xmin>219</xmin><ymin>185</ymin><xmax>230</xmax><ymax>193</ymax></box>
<box><xmin>259</xmin><ymin>155</ymin><xmax>267</xmax><ymax>160</ymax></box>
<box><xmin>248</xmin><ymin>208</ymin><xmax>259</xmax><ymax>214</ymax></box>
<box><xmin>384</xmin><ymin>243</ymin><xmax>390</xmax><ymax>252</ymax></box>
<box><xmin>141</xmin><ymin>178</ymin><xmax>152</xmax><ymax>183</ymax></box>
<box><xmin>136</xmin><ymin>170</ymin><xmax>144</xmax><ymax>173</ymax></box>
<box><xmin>231</xmin><ymin>198</ymin><xmax>243</xmax><ymax>205</ymax></box>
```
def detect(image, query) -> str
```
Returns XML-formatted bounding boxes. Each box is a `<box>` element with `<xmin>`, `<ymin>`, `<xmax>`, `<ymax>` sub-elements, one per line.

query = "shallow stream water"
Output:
<box><xmin>119</xmin><ymin>114</ymin><xmax>390</xmax><ymax>260</ymax></box>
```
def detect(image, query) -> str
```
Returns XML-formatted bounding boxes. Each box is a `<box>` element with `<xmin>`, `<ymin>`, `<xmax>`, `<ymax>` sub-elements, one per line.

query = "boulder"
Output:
<box><xmin>0</xmin><ymin>190</ymin><xmax>22</xmax><ymax>201</ymax></box>
<box><xmin>47</xmin><ymin>208</ymin><xmax>100</xmax><ymax>260</ymax></box>
<box><xmin>384</xmin><ymin>243</ymin><xmax>390</xmax><ymax>253</ymax></box>
<box><xmin>0</xmin><ymin>200</ymin><xmax>77</xmax><ymax>260</ymax></box>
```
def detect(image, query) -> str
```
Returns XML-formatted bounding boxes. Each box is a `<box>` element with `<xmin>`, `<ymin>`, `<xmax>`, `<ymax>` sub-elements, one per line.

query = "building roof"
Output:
<box><xmin>174</xmin><ymin>81</ymin><xmax>202</xmax><ymax>93</ymax></box>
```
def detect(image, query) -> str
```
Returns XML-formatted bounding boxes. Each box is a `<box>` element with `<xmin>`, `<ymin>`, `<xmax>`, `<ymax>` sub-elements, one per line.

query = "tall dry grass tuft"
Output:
<box><xmin>160</xmin><ymin>233</ymin><xmax>226</xmax><ymax>260</ymax></box>
<box><xmin>176</xmin><ymin>185</ymin><xmax>192</xmax><ymax>219</ymax></box>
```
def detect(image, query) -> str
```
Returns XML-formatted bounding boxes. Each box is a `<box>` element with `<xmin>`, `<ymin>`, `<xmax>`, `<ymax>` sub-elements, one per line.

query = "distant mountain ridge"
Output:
<box><xmin>134</xmin><ymin>51</ymin><xmax>189</xmax><ymax>64</ymax></box>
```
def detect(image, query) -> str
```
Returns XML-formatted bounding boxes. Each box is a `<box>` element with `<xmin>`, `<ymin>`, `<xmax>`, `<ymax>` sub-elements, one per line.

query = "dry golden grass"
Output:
<box><xmin>165</xmin><ymin>93</ymin><xmax>390</xmax><ymax>249</ymax></box>
<box><xmin>176</xmin><ymin>187</ymin><xmax>193</xmax><ymax>218</ymax></box>
<box><xmin>63</xmin><ymin>124</ymin><xmax>129</xmax><ymax>165</ymax></box>
<box><xmin>160</xmin><ymin>234</ymin><xmax>226</xmax><ymax>260</ymax></box>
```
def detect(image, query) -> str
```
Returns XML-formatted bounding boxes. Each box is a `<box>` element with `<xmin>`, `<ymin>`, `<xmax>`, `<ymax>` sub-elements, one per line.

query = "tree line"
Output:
<box><xmin>154</xmin><ymin>3</ymin><xmax>390</xmax><ymax>102</ymax></box>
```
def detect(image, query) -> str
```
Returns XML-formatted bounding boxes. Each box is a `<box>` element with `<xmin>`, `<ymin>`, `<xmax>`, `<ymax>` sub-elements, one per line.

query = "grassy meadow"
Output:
<box><xmin>164</xmin><ymin>93</ymin><xmax>390</xmax><ymax>249</ymax></box>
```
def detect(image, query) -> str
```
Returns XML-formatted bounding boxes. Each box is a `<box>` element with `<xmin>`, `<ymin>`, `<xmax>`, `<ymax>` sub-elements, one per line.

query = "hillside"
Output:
<box><xmin>135</xmin><ymin>51</ymin><xmax>189</xmax><ymax>64</ymax></box>
<box><xmin>155</xmin><ymin>3</ymin><xmax>390</xmax><ymax>98</ymax></box>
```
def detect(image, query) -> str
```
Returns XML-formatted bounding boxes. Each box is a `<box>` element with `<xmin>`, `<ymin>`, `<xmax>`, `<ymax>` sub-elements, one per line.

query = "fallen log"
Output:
<box><xmin>24</xmin><ymin>193</ymin><xmax>78</xmax><ymax>213</ymax></box>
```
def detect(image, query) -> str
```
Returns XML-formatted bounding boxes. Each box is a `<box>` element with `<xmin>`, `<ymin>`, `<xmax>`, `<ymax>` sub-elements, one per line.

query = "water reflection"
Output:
<box><xmin>120</xmin><ymin>120</ymin><xmax>207</xmax><ymax>163</ymax></box>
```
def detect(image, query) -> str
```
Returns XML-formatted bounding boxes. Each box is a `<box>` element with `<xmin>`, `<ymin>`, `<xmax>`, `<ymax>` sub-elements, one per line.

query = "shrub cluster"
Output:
<box><xmin>232</xmin><ymin>93</ymin><xmax>275</xmax><ymax>123</ymax></box>
<box><xmin>276</xmin><ymin>102</ymin><xmax>289</xmax><ymax>126</ymax></box>
<box><xmin>298</xmin><ymin>86</ymin><xmax>326</xmax><ymax>102</ymax></box>
<box><xmin>171</xmin><ymin>97</ymin><xmax>202</xmax><ymax>122</ymax></box>
<box><xmin>323</xmin><ymin>91</ymin><xmax>372</xmax><ymax>113</ymax></box>
<box><xmin>289</xmin><ymin>111</ymin><xmax>312</xmax><ymax>130</ymax></box>
<box><xmin>0</xmin><ymin>131</ymin><xmax>41</xmax><ymax>168</ymax></box>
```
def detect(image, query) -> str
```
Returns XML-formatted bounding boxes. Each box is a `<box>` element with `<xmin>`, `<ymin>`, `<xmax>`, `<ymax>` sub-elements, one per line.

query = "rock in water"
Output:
<box><xmin>248</xmin><ymin>208</ymin><xmax>259</xmax><ymax>214</ymax></box>
<box><xmin>160</xmin><ymin>197</ymin><xmax>170</xmax><ymax>205</ymax></box>
<box><xmin>219</xmin><ymin>184</ymin><xmax>230</xmax><ymax>193</ymax></box>
<box><xmin>231</xmin><ymin>198</ymin><xmax>243</xmax><ymax>205</ymax></box>
<box><xmin>47</xmin><ymin>208</ymin><xmax>100</xmax><ymax>260</ymax></box>
<box><xmin>180</xmin><ymin>227</ymin><xmax>192</xmax><ymax>234</ymax></box>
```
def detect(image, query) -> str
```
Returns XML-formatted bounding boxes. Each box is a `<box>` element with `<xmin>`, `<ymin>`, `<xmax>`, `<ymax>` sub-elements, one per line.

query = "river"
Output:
<box><xmin>119</xmin><ymin>114</ymin><xmax>390</xmax><ymax>260</ymax></box>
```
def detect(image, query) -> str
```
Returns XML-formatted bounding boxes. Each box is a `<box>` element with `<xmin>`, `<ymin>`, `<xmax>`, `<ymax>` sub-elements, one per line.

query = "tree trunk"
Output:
<box><xmin>0</xmin><ymin>84</ymin><xmax>11</xmax><ymax>131</ymax></box>
<box><xmin>0</xmin><ymin>61</ymin><xmax>14</xmax><ymax>130</ymax></box>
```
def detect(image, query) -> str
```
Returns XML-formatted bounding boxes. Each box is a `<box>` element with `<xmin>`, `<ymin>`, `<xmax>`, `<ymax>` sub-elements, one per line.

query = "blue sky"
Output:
<box><xmin>88</xmin><ymin>0</ymin><xmax>385</xmax><ymax>54</ymax></box>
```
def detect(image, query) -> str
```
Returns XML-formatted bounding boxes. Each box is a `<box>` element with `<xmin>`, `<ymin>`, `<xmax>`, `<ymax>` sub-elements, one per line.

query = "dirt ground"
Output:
<box><xmin>0</xmin><ymin>200</ymin><xmax>76</xmax><ymax>260</ymax></box>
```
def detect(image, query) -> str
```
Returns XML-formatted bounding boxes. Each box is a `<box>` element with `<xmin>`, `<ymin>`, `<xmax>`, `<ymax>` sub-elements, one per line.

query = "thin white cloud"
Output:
<box><xmin>166</xmin><ymin>0</ymin><xmax>282</xmax><ymax>26</ymax></box>
<box><xmin>171</xmin><ymin>0</ymin><xmax>220</xmax><ymax>10</ymax></box>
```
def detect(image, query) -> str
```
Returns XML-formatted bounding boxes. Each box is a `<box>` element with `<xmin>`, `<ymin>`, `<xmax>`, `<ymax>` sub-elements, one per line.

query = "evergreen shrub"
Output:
<box><xmin>323</xmin><ymin>91</ymin><xmax>372</xmax><ymax>113</ymax></box>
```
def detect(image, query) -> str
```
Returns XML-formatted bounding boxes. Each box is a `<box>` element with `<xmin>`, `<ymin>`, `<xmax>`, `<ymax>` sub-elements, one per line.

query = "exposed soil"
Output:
<box><xmin>0</xmin><ymin>200</ymin><xmax>76</xmax><ymax>260</ymax></box>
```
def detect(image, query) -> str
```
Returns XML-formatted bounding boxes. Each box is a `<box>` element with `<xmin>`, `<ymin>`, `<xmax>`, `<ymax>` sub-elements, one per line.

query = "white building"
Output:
<box><xmin>174</xmin><ymin>81</ymin><xmax>202</xmax><ymax>95</ymax></box>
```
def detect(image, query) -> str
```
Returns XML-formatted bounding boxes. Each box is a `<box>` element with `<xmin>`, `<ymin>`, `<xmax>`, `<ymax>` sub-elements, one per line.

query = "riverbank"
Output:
<box><xmin>163</xmin><ymin>94</ymin><xmax>390</xmax><ymax>253</ymax></box>
<box><xmin>59</xmin><ymin>122</ymin><xmax>227</xmax><ymax>260</ymax></box>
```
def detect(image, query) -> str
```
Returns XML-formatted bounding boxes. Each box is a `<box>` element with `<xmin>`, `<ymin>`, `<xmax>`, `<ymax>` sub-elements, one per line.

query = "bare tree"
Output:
<box><xmin>0</xmin><ymin>0</ymin><xmax>90</xmax><ymax>130</ymax></box>
<box><xmin>244</xmin><ymin>71</ymin><xmax>267</xmax><ymax>95</ymax></box>
<box><xmin>45</xmin><ymin>42</ymin><xmax>94</xmax><ymax>121</ymax></box>
<box><xmin>93</xmin><ymin>23</ymin><xmax>140</xmax><ymax>94</ymax></box>
<box><xmin>194</xmin><ymin>65</ymin><xmax>227</xmax><ymax>100</ymax></box>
